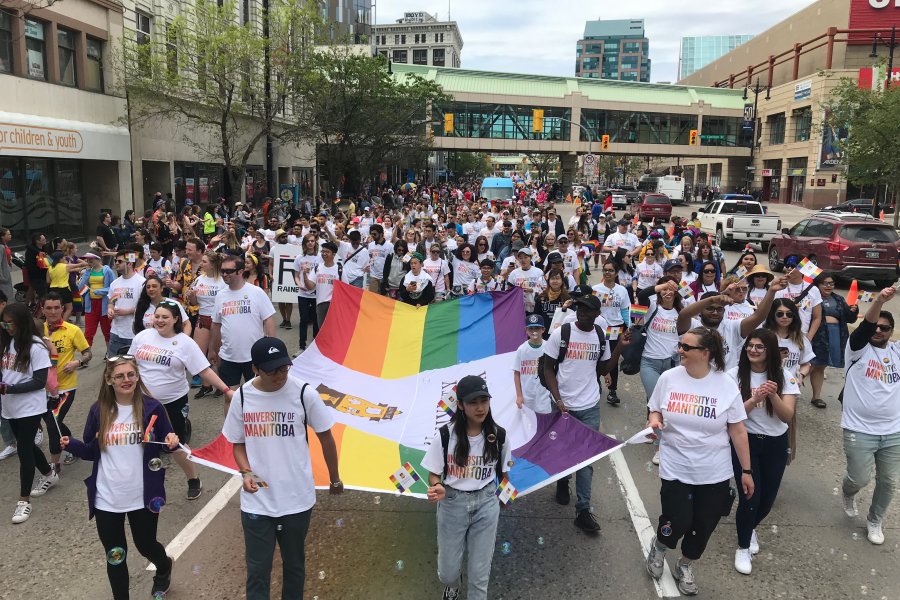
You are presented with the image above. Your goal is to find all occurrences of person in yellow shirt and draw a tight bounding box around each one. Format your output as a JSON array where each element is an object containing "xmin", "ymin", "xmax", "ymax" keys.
[
  {"xmin": 46, "ymin": 250, "xmax": 86, "ymax": 321},
  {"xmin": 41, "ymin": 292, "xmax": 91, "ymax": 472}
]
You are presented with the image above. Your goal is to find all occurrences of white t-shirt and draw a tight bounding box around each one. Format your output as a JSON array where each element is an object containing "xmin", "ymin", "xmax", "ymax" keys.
[
  {"xmin": 310, "ymin": 263, "xmax": 340, "ymax": 304},
  {"xmin": 402, "ymin": 271, "xmax": 433, "ymax": 295},
  {"xmin": 715, "ymin": 318, "xmax": 746, "ymax": 372},
  {"xmin": 468, "ymin": 276, "xmax": 501, "ymax": 294},
  {"xmin": 222, "ymin": 376, "xmax": 334, "ymax": 517},
  {"xmin": 515, "ymin": 340, "xmax": 552, "ymax": 414},
  {"xmin": 108, "ymin": 273, "xmax": 146, "ymax": 339},
  {"xmin": 421, "ymin": 428, "xmax": 512, "ymax": 491},
  {"xmin": 507, "ymin": 267, "xmax": 546, "ymax": 312},
  {"xmin": 726, "ymin": 367, "xmax": 799, "ymax": 437},
  {"xmin": 841, "ymin": 338, "xmax": 900, "ymax": 435},
  {"xmin": 338, "ymin": 241, "xmax": 370, "ymax": 283},
  {"xmin": 141, "ymin": 301, "xmax": 190, "ymax": 331},
  {"xmin": 191, "ymin": 275, "xmax": 229, "ymax": 317},
  {"xmin": 558, "ymin": 248, "xmax": 579, "ymax": 277},
  {"xmin": 543, "ymin": 323, "xmax": 611, "ymax": 411},
  {"xmin": 776, "ymin": 284, "xmax": 822, "ymax": 335},
  {"xmin": 129, "ymin": 330, "xmax": 210, "ymax": 403},
  {"xmin": 95, "ymin": 403, "xmax": 144, "ymax": 513},
  {"xmin": 777, "ymin": 335, "xmax": 815, "ymax": 379},
  {"xmin": 146, "ymin": 257, "xmax": 171, "ymax": 276},
  {"xmin": 593, "ymin": 282, "xmax": 630, "ymax": 327},
  {"xmin": 635, "ymin": 260, "xmax": 664, "ymax": 291},
  {"xmin": 422, "ymin": 258, "xmax": 451, "ymax": 293},
  {"xmin": 451, "ymin": 258, "xmax": 480, "ymax": 293},
  {"xmin": 643, "ymin": 301, "xmax": 680, "ymax": 360},
  {"xmin": 367, "ymin": 241, "xmax": 393, "ymax": 280},
  {"xmin": 748, "ymin": 286, "xmax": 767, "ymax": 305},
  {"xmin": 725, "ymin": 301, "xmax": 755, "ymax": 321},
  {"xmin": 212, "ymin": 284, "xmax": 276, "ymax": 363},
  {"xmin": 648, "ymin": 366, "xmax": 747, "ymax": 485},
  {"xmin": 0, "ymin": 338, "xmax": 53, "ymax": 419},
  {"xmin": 603, "ymin": 231, "xmax": 640, "ymax": 252},
  {"xmin": 292, "ymin": 255, "xmax": 320, "ymax": 300}
]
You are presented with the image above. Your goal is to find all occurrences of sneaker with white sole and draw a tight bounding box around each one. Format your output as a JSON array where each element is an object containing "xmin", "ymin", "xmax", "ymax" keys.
[
  {"xmin": 749, "ymin": 529, "xmax": 760, "ymax": 555},
  {"xmin": 842, "ymin": 492, "xmax": 858, "ymax": 517},
  {"xmin": 0, "ymin": 444, "xmax": 16, "ymax": 460},
  {"xmin": 62, "ymin": 451, "xmax": 78, "ymax": 466},
  {"xmin": 646, "ymin": 537, "xmax": 665, "ymax": 580},
  {"xmin": 672, "ymin": 560, "xmax": 699, "ymax": 596},
  {"xmin": 651, "ymin": 450, "xmax": 660, "ymax": 465},
  {"xmin": 11, "ymin": 501, "xmax": 31, "ymax": 524},
  {"xmin": 30, "ymin": 470, "xmax": 59, "ymax": 497},
  {"xmin": 34, "ymin": 429, "xmax": 43, "ymax": 446},
  {"xmin": 734, "ymin": 548, "xmax": 752, "ymax": 575},
  {"xmin": 867, "ymin": 519, "xmax": 885, "ymax": 545},
  {"xmin": 441, "ymin": 586, "xmax": 460, "ymax": 600}
]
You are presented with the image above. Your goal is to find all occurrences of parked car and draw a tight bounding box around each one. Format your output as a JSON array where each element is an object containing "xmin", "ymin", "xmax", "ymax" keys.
[
  {"xmin": 624, "ymin": 188, "xmax": 642, "ymax": 206},
  {"xmin": 820, "ymin": 199, "xmax": 895, "ymax": 215},
  {"xmin": 638, "ymin": 193, "xmax": 672, "ymax": 223},
  {"xmin": 608, "ymin": 188, "xmax": 628, "ymax": 210},
  {"xmin": 698, "ymin": 197, "xmax": 781, "ymax": 250},
  {"xmin": 768, "ymin": 212, "xmax": 900, "ymax": 288}
]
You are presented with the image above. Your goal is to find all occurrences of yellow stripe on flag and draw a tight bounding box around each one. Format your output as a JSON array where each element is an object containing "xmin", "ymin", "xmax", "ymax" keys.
[
  {"xmin": 337, "ymin": 427, "xmax": 401, "ymax": 489},
  {"xmin": 381, "ymin": 302, "xmax": 428, "ymax": 378}
]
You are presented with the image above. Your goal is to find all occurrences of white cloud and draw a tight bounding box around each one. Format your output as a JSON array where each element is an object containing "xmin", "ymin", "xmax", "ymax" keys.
[{"xmin": 374, "ymin": 0, "xmax": 819, "ymax": 82}]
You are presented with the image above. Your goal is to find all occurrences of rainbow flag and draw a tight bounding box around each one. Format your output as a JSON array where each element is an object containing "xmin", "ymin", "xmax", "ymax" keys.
[
  {"xmin": 797, "ymin": 257, "xmax": 823, "ymax": 283},
  {"xmin": 630, "ymin": 304, "xmax": 649, "ymax": 318},
  {"xmin": 437, "ymin": 398, "xmax": 456, "ymax": 417},
  {"xmin": 192, "ymin": 282, "xmax": 641, "ymax": 500},
  {"xmin": 143, "ymin": 414, "xmax": 157, "ymax": 443},
  {"xmin": 52, "ymin": 391, "xmax": 72, "ymax": 418}
]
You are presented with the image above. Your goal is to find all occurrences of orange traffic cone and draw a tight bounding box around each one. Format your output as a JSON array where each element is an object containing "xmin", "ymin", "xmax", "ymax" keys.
[
  {"xmin": 879, "ymin": 210, "xmax": 885, "ymax": 222},
  {"xmin": 847, "ymin": 279, "xmax": 859, "ymax": 306}
]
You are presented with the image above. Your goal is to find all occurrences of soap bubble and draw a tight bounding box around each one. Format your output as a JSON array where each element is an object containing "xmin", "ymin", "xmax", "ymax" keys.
[
  {"xmin": 842, "ymin": 553, "xmax": 848, "ymax": 561},
  {"xmin": 645, "ymin": 462, "xmax": 653, "ymax": 472},
  {"xmin": 860, "ymin": 585, "xmax": 867, "ymax": 595},
  {"xmin": 537, "ymin": 536, "xmax": 545, "ymax": 547},
  {"xmin": 374, "ymin": 496, "xmax": 381, "ymax": 505},
  {"xmin": 192, "ymin": 565, "xmax": 200, "ymax": 576},
  {"xmin": 395, "ymin": 560, "xmax": 404, "ymax": 571},
  {"xmin": 149, "ymin": 496, "xmax": 165, "ymax": 513},
  {"xmin": 852, "ymin": 532, "xmax": 859, "ymax": 541},
  {"xmin": 500, "ymin": 541, "xmax": 512, "ymax": 556},
  {"xmin": 870, "ymin": 569, "xmax": 877, "ymax": 576},
  {"xmin": 148, "ymin": 458, "xmax": 162, "ymax": 472},
  {"xmin": 833, "ymin": 487, "xmax": 839, "ymax": 496},
  {"xmin": 771, "ymin": 525, "xmax": 778, "ymax": 534},
  {"xmin": 106, "ymin": 547, "xmax": 126, "ymax": 566},
  {"xmin": 335, "ymin": 518, "xmax": 344, "ymax": 527},
  {"xmin": 766, "ymin": 553, "xmax": 773, "ymax": 561},
  {"xmin": 607, "ymin": 477, "xmax": 613, "ymax": 485},
  {"xmin": 549, "ymin": 431, "xmax": 557, "ymax": 441},
  {"xmin": 276, "ymin": 524, "xmax": 282, "ymax": 532},
  {"xmin": 829, "ymin": 548, "xmax": 835, "ymax": 555},
  {"xmin": 318, "ymin": 571, "xmax": 325, "ymax": 580}
]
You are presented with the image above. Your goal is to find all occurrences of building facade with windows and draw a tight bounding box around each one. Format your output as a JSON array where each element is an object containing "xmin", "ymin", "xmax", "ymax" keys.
[
  {"xmin": 679, "ymin": 35, "xmax": 755, "ymax": 80},
  {"xmin": 575, "ymin": 18, "xmax": 650, "ymax": 82},
  {"xmin": 0, "ymin": 0, "xmax": 131, "ymax": 244},
  {"xmin": 372, "ymin": 11, "xmax": 462, "ymax": 68}
]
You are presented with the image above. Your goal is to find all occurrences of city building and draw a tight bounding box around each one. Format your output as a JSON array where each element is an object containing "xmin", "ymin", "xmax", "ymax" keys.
[
  {"xmin": 679, "ymin": 35, "xmax": 755, "ymax": 79},
  {"xmin": 373, "ymin": 11, "xmax": 462, "ymax": 68},
  {"xmin": 668, "ymin": 0, "xmax": 900, "ymax": 208},
  {"xmin": 575, "ymin": 18, "xmax": 650, "ymax": 82}
]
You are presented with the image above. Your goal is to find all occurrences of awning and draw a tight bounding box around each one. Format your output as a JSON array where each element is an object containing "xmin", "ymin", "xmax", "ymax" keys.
[{"xmin": 0, "ymin": 111, "xmax": 130, "ymax": 162}]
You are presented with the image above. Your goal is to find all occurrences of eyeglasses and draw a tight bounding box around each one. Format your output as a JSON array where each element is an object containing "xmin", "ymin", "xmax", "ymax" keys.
[
  {"xmin": 775, "ymin": 311, "xmax": 794, "ymax": 318},
  {"xmin": 678, "ymin": 342, "xmax": 706, "ymax": 352},
  {"xmin": 745, "ymin": 344, "xmax": 767, "ymax": 352},
  {"xmin": 262, "ymin": 365, "xmax": 291, "ymax": 375},
  {"xmin": 704, "ymin": 306, "xmax": 725, "ymax": 313},
  {"xmin": 875, "ymin": 324, "xmax": 893, "ymax": 332},
  {"xmin": 112, "ymin": 372, "xmax": 139, "ymax": 382},
  {"xmin": 820, "ymin": 281, "xmax": 835, "ymax": 287},
  {"xmin": 221, "ymin": 268, "xmax": 239, "ymax": 275}
]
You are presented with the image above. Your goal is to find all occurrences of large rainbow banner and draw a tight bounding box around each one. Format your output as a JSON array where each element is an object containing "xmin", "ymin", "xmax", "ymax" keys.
[{"xmin": 194, "ymin": 282, "xmax": 642, "ymax": 499}]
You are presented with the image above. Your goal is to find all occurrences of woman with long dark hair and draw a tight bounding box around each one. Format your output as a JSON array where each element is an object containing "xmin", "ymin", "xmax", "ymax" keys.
[
  {"xmin": 536, "ymin": 268, "xmax": 571, "ymax": 338},
  {"xmin": 422, "ymin": 375, "xmax": 511, "ymax": 600},
  {"xmin": 727, "ymin": 329, "xmax": 798, "ymax": 574},
  {"xmin": 380, "ymin": 240, "xmax": 410, "ymax": 299},
  {"xmin": 809, "ymin": 271, "xmax": 859, "ymax": 409},
  {"xmin": 1, "ymin": 303, "xmax": 54, "ymax": 524},
  {"xmin": 449, "ymin": 243, "xmax": 480, "ymax": 299},
  {"xmin": 764, "ymin": 299, "xmax": 813, "ymax": 398},
  {"xmin": 61, "ymin": 356, "xmax": 178, "ymax": 599},
  {"xmin": 132, "ymin": 275, "xmax": 191, "ymax": 337},
  {"xmin": 293, "ymin": 235, "xmax": 321, "ymax": 350},
  {"xmin": 690, "ymin": 260, "xmax": 720, "ymax": 299}
]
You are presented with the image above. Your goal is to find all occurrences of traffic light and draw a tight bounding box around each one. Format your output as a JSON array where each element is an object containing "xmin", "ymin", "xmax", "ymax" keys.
[
  {"xmin": 532, "ymin": 109, "xmax": 544, "ymax": 133},
  {"xmin": 443, "ymin": 113, "xmax": 454, "ymax": 134},
  {"xmin": 601, "ymin": 134, "xmax": 610, "ymax": 151},
  {"xmin": 689, "ymin": 129, "xmax": 699, "ymax": 146}
]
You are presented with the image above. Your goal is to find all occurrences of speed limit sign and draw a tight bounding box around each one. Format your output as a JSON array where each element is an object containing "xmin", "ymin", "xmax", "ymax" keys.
[{"xmin": 584, "ymin": 153, "xmax": 596, "ymax": 165}]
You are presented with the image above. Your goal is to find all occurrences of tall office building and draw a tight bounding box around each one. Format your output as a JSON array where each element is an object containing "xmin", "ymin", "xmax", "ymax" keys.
[
  {"xmin": 373, "ymin": 11, "xmax": 463, "ymax": 68},
  {"xmin": 679, "ymin": 35, "xmax": 755, "ymax": 79},
  {"xmin": 575, "ymin": 18, "xmax": 650, "ymax": 82}
]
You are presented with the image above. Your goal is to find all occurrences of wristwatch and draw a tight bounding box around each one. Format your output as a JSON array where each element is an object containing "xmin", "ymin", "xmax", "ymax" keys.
[
  {"xmin": 330, "ymin": 480, "xmax": 343, "ymax": 488},
  {"xmin": 741, "ymin": 468, "xmax": 753, "ymax": 475}
]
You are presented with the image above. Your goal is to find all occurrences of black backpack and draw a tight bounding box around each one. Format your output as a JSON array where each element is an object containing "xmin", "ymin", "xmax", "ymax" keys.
[
  {"xmin": 439, "ymin": 424, "xmax": 506, "ymax": 483},
  {"xmin": 537, "ymin": 322, "xmax": 606, "ymax": 392},
  {"xmin": 620, "ymin": 306, "xmax": 659, "ymax": 376}
]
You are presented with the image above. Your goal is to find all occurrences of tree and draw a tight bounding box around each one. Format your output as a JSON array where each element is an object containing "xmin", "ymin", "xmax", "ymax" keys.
[
  {"xmin": 285, "ymin": 48, "xmax": 448, "ymax": 196},
  {"xmin": 825, "ymin": 78, "xmax": 900, "ymax": 228},
  {"xmin": 525, "ymin": 154, "xmax": 559, "ymax": 182},
  {"xmin": 448, "ymin": 152, "xmax": 490, "ymax": 178},
  {"xmin": 595, "ymin": 155, "xmax": 642, "ymax": 187}
]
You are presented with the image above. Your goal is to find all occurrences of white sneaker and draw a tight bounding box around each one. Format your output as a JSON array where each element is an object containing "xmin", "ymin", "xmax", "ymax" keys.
[
  {"xmin": 0, "ymin": 444, "xmax": 16, "ymax": 460},
  {"xmin": 30, "ymin": 470, "xmax": 59, "ymax": 497},
  {"xmin": 734, "ymin": 548, "xmax": 753, "ymax": 575},
  {"xmin": 652, "ymin": 450, "xmax": 660, "ymax": 465},
  {"xmin": 842, "ymin": 492, "xmax": 858, "ymax": 517},
  {"xmin": 11, "ymin": 501, "xmax": 31, "ymax": 524},
  {"xmin": 62, "ymin": 451, "xmax": 77, "ymax": 466},
  {"xmin": 867, "ymin": 520, "xmax": 885, "ymax": 545},
  {"xmin": 749, "ymin": 529, "xmax": 760, "ymax": 555},
  {"xmin": 34, "ymin": 429, "xmax": 43, "ymax": 446}
]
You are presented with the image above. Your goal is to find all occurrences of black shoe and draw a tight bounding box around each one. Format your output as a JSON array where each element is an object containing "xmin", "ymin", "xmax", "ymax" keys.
[
  {"xmin": 279, "ymin": 320, "xmax": 288, "ymax": 328},
  {"xmin": 555, "ymin": 480, "xmax": 570, "ymax": 506},
  {"xmin": 213, "ymin": 388, "xmax": 224, "ymax": 398},
  {"xmin": 607, "ymin": 391, "xmax": 620, "ymax": 406},
  {"xmin": 574, "ymin": 510, "xmax": 601, "ymax": 533},
  {"xmin": 284, "ymin": 322, "xmax": 292, "ymax": 329},
  {"xmin": 151, "ymin": 556, "xmax": 173, "ymax": 597},
  {"xmin": 194, "ymin": 386, "xmax": 212, "ymax": 399},
  {"xmin": 187, "ymin": 478, "xmax": 202, "ymax": 501}
]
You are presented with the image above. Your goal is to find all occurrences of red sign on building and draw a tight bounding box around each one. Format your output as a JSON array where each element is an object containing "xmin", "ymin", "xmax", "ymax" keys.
[{"xmin": 849, "ymin": 0, "xmax": 900, "ymax": 42}]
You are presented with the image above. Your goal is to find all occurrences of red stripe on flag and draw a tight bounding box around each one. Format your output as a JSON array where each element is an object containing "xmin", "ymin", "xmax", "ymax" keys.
[{"xmin": 314, "ymin": 281, "xmax": 363, "ymax": 365}]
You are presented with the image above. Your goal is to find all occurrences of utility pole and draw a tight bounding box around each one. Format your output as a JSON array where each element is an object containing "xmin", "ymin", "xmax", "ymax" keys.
[{"xmin": 263, "ymin": 0, "xmax": 274, "ymax": 202}]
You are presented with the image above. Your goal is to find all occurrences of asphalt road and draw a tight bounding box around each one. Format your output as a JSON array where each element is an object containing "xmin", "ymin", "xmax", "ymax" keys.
[{"xmin": 0, "ymin": 201, "xmax": 897, "ymax": 600}]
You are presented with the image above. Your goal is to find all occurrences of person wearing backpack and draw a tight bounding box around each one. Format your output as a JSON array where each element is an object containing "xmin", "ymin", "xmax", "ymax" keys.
[
  {"xmin": 223, "ymin": 337, "xmax": 343, "ymax": 600},
  {"xmin": 541, "ymin": 293, "xmax": 630, "ymax": 533},
  {"xmin": 422, "ymin": 375, "xmax": 511, "ymax": 600}
]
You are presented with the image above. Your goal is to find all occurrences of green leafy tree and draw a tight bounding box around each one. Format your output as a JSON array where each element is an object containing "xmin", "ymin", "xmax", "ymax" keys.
[
  {"xmin": 525, "ymin": 154, "xmax": 559, "ymax": 182},
  {"xmin": 448, "ymin": 152, "xmax": 490, "ymax": 178}
]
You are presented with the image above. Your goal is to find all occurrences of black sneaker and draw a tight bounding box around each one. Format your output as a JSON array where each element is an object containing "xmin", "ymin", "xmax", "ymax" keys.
[
  {"xmin": 284, "ymin": 321, "xmax": 292, "ymax": 329},
  {"xmin": 555, "ymin": 480, "xmax": 570, "ymax": 506},
  {"xmin": 607, "ymin": 391, "xmax": 620, "ymax": 406},
  {"xmin": 441, "ymin": 586, "xmax": 460, "ymax": 600},
  {"xmin": 574, "ymin": 510, "xmax": 601, "ymax": 533},
  {"xmin": 151, "ymin": 555, "xmax": 173, "ymax": 597},
  {"xmin": 279, "ymin": 320, "xmax": 287, "ymax": 329},
  {"xmin": 194, "ymin": 386, "xmax": 212, "ymax": 399},
  {"xmin": 187, "ymin": 478, "xmax": 202, "ymax": 501}
]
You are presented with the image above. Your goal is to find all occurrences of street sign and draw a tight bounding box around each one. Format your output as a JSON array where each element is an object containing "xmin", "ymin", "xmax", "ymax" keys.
[
  {"xmin": 583, "ymin": 154, "xmax": 597, "ymax": 177},
  {"xmin": 742, "ymin": 103, "xmax": 755, "ymax": 131}
]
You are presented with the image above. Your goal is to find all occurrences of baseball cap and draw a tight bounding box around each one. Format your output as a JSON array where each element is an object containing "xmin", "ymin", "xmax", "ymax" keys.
[
  {"xmin": 663, "ymin": 259, "xmax": 682, "ymax": 272},
  {"xmin": 517, "ymin": 247, "xmax": 534, "ymax": 256},
  {"xmin": 573, "ymin": 294, "xmax": 602, "ymax": 311},
  {"xmin": 571, "ymin": 284, "xmax": 594, "ymax": 298},
  {"xmin": 82, "ymin": 252, "xmax": 101, "ymax": 261},
  {"xmin": 526, "ymin": 314, "xmax": 545, "ymax": 328},
  {"xmin": 557, "ymin": 234, "xmax": 569, "ymax": 242},
  {"xmin": 250, "ymin": 337, "xmax": 293, "ymax": 373},
  {"xmin": 784, "ymin": 256, "xmax": 800, "ymax": 267},
  {"xmin": 274, "ymin": 229, "xmax": 287, "ymax": 237},
  {"xmin": 456, "ymin": 375, "xmax": 492, "ymax": 403},
  {"xmin": 546, "ymin": 251, "xmax": 564, "ymax": 264}
]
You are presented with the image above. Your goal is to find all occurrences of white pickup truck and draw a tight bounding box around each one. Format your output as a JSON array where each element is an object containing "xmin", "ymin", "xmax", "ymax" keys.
[{"xmin": 698, "ymin": 195, "xmax": 782, "ymax": 250}]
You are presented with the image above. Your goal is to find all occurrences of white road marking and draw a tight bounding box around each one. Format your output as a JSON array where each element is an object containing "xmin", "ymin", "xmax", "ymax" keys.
[
  {"xmin": 146, "ymin": 476, "xmax": 242, "ymax": 571},
  {"xmin": 610, "ymin": 449, "xmax": 681, "ymax": 598}
]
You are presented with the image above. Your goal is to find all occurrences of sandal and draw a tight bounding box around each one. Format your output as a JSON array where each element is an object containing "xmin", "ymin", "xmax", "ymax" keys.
[{"xmin": 810, "ymin": 398, "xmax": 827, "ymax": 409}]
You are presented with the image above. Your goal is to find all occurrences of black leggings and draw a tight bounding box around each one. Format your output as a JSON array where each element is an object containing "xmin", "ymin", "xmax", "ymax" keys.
[
  {"xmin": 607, "ymin": 337, "xmax": 620, "ymax": 392},
  {"xmin": 95, "ymin": 508, "xmax": 170, "ymax": 600},
  {"xmin": 44, "ymin": 389, "xmax": 77, "ymax": 456},
  {"xmin": 731, "ymin": 432, "xmax": 789, "ymax": 549},
  {"xmin": 297, "ymin": 296, "xmax": 319, "ymax": 348},
  {"xmin": 8, "ymin": 414, "xmax": 51, "ymax": 497},
  {"xmin": 656, "ymin": 478, "xmax": 730, "ymax": 560}
]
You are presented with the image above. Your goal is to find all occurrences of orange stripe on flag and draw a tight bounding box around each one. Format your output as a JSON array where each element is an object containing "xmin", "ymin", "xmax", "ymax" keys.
[
  {"xmin": 309, "ymin": 422, "xmax": 345, "ymax": 487},
  {"xmin": 342, "ymin": 291, "xmax": 394, "ymax": 376}
]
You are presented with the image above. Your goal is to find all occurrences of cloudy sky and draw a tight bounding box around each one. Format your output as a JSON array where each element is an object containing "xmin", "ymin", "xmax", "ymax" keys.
[{"xmin": 375, "ymin": 0, "xmax": 819, "ymax": 82}]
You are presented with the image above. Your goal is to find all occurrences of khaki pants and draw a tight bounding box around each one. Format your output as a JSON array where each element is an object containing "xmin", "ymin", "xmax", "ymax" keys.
[{"xmin": 368, "ymin": 277, "xmax": 381, "ymax": 294}]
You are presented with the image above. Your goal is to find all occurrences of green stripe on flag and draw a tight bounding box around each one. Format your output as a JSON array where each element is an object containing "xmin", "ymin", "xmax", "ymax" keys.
[
  {"xmin": 399, "ymin": 446, "xmax": 430, "ymax": 495},
  {"xmin": 420, "ymin": 299, "xmax": 460, "ymax": 371}
]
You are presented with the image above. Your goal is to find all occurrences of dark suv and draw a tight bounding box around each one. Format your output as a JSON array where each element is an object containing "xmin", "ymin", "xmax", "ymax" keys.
[{"xmin": 768, "ymin": 212, "xmax": 900, "ymax": 287}]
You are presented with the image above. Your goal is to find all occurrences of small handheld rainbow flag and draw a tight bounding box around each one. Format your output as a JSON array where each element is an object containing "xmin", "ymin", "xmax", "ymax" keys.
[
  {"xmin": 52, "ymin": 391, "xmax": 71, "ymax": 418},
  {"xmin": 388, "ymin": 462, "xmax": 422, "ymax": 493},
  {"xmin": 496, "ymin": 477, "xmax": 519, "ymax": 504},
  {"xmin": 78, "ymin": 283, "xmax": 89, "ymax": 298},
  {"xmin": 581, "ymin": 241, "xmax": 598, "ymax": 254},
  {"xmin": 437, "ymin": 398, "xmax": 456, "ymax": 417},
  {"xmin": 604, "ymin": 325, "xmax": 620, "ymax": 340},
  {"xmin": 797, "ymin": 258, "xmax": 823, "ymax": 282},
  {"xmin": 143, "ymin": 414, "xmax": 158, "ymax": 443},
  {"xmin": 678, "ymin": 280, "xmax": 693, "ymax": 299},
  {"xmin": 630, "ymin": 304, "xmax": 649, "ymax": 319}
]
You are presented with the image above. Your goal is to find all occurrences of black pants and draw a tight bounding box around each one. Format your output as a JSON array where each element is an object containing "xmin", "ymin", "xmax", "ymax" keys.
[
  {"xmin": 297, "ymin": 296, "xmax": 319, "ymax": 349},
  {"xmin": 731, "ymin": 432, "xmax": 789, "ymax": 549},
  {"xmin": 8, "ymin": 414, "xmax": 51, "ymax": 497},
  {"xmin": 657, "ymin": 478, "xmax": 730, "ymax": 560},
  {"xmin": 607, "ymin": 337, "xmax": 620, "ymax": 392},
  {"xmin": 44, "ymin": 389, "xmax": 77, "ymax": 456},
  {"xmin": 95, "ymin": 508, "xmax": 170, "ymax": 600},
  {"xmin": 242, "ymin": 509, "xmax": 312, "ymax": 600}
]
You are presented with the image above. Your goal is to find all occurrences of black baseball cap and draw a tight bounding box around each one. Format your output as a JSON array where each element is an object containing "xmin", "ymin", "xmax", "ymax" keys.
[
  {"xmin": 573, "ymin": 294, "xmax": 602, "ymax": 311},
  {"xmin": 571, "ymin": 284, "xmax": 593, "ymax": 297},
  {"xmin": 456, "ymin": 375, "xmax": 491, "ymax": 403},
  {"xmin": 251, "ymin": 337, "xmax": 293, "ymax": 372}
]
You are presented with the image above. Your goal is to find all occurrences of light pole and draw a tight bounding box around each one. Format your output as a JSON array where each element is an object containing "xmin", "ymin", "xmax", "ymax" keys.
[
  {"xmin": 742, "ymin": 78, "xmax": 770, "ymax": 193},
  {"xmin": 869, "ymin": 25, "xmax": 896, "ymax": 217},
  {"xmin": 557, "ymin": 116, "xmax": 598, "ymax": 186}
]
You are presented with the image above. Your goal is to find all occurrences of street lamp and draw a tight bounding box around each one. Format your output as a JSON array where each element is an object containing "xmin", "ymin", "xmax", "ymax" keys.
[
  {"xmin": 742, "ymin": 78, "xmax": 770, "ymax": 192},
  {"xmin": 556, "ymin": 116, "xmax": 598, "ymax": 185},
  {"xmin": 870, "ymin": 25, "xmax": 897, "ymax": 91}
]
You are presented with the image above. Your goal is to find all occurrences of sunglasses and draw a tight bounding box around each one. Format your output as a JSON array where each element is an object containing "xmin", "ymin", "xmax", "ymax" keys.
[
  {"xmin": 745, "ymin": 344, "xmax": 767, "ymax": 352},
  {"xmin": 702, "ymin": 269, "xmax": 716, "ymax": 274},
  {"xmin": 112, "ymin": 372, "xmax": 139, "ymax": 382},
  {"xmin": 221, "ymin": 268, "xmax": 240, "ymax": 275},
  {"xmin": 875, "ymin": 324, "xmax": 893, "ymax": 332},
  {"xmin": 106, "ymin": 354, "xmax": 135, "ymax": 362},
  {"xmin": 775, "ymin": 311, "xmax": 793, "ymax": 318},
  {"xmin": 678, "ymin": 342, "xmax": 706, "ymax": 352}
]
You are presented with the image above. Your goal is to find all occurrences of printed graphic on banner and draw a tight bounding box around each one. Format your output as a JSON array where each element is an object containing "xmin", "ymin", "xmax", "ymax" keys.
[{"xmin": 269, "ymin": 243, "xmax": 302, "ymax": 303}]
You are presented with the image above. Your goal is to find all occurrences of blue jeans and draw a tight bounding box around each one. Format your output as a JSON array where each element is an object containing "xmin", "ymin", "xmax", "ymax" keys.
[
  {"xmin": 106, "ymin": 333, "xmax": 133, "ymax": 358},
  {"xmin": 842, "ymin": 429, "xmax": 900, "ymax": 523},
  {"xmin": 241, "ymin": 509, "xmax": 312, "ymax": 600},
  {"xmin": 561, "ymin": 403, "xmax": 602, "ymax": 513},
  {"xmin": 640, "ymin": 356, "xmax": 677, "ymax": 400},
  {"xmin": 347, "ymin": 276, "xmax": 364, "ymax": 288},
  {"xmin": 731, "ymin": 432, "xmax": 789, "ymax": 549},
  {"xmin": 437, "ymin": 485, "xmax": 499, "ymax": 600}
]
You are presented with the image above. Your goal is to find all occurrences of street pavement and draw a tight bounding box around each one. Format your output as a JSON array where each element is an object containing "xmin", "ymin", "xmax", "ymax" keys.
[{"xmin": 0, "ymin": 201, "xmax": 898, "ymax": 599}]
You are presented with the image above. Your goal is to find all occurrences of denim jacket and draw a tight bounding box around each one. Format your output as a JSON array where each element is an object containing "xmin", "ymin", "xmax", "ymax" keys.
[{"xmin": 78, "ymin": 265, "xmax": 116, "ymax": 314}]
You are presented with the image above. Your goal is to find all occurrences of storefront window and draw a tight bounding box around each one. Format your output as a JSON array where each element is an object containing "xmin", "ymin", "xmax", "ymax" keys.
[
  {"xmin": 55, "ymin": 160, "xmax": 84, "ymax": 239},
  {"xmin": 0, "ymin": 158, "xmax": 84, "ymax": 243},
  {"xmin": 392, "ymin": 49, "xmax": 407, "ymax": 63},
  {"xmin": 0, "ymin": 158, "xmax": 24, "ymax": 242},
  {"xmin": 24, "ymin": 159, "xmax": 53, "ymax": 232},
  {"xmin": 58, "ymin": 28, "xmax": 77, "ymax": 86},
  {"xmin": 0, "ymin": 11, "xmax": 12, "ymax": 73},
  {"xmin": 793, "ymin": 107, "xmax": 812, "ymax": 142},
  {"xmin": 85, "ymin": 38, "xmax": 104, "ymax": 91},
  {"xmin": 25, "ymin": 18, "xmax": 47, "ymax": 80}
]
